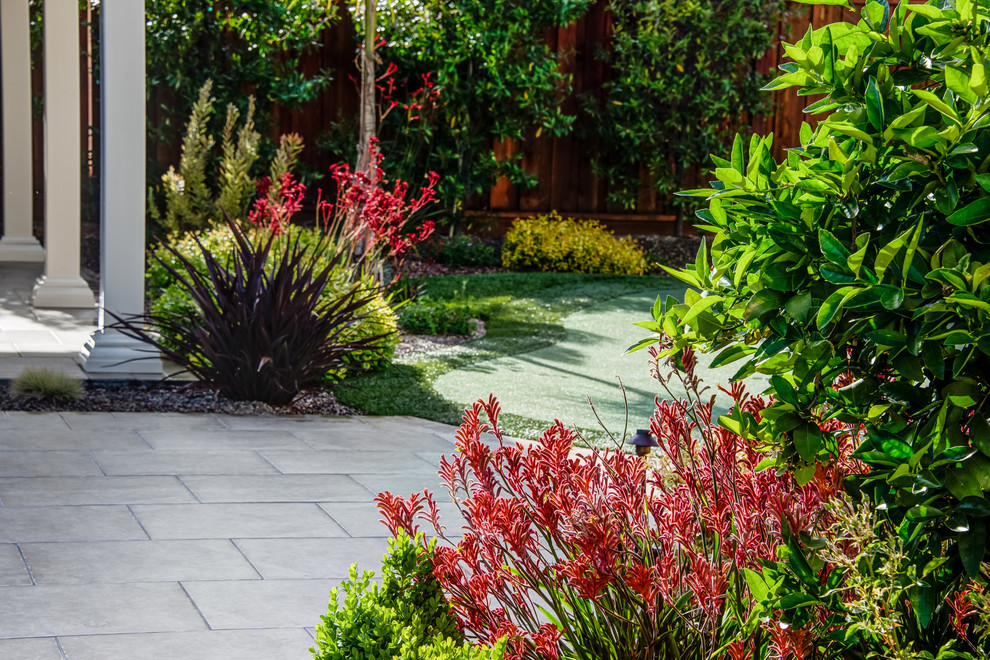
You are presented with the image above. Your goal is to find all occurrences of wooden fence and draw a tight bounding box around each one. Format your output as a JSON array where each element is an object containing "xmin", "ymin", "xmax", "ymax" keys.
[{"xmin": 21, "ymin": 1, "xmax": 867, "ymax": 232}]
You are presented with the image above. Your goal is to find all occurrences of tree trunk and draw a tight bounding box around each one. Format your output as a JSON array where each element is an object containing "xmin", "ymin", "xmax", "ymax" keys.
[{"xmin": 357, "ymin": 0, "xmax": 376, "ymax": 171}]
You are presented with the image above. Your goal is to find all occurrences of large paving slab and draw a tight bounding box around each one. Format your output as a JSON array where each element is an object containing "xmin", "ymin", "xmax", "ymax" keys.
[
  {"xmin": 0, "ymin": 411, "xmax": 464, "ymax": 658},
  {"xmin": 0, "ymin": 475, "xmax": 198, "ymax": 506},
  {"xmin": 0, "ymin": 582, "xmax": 207, "ymax": 638},
  {"xmin": 58, "ymin": 629, "xmax": 316, "ymax": 660}
]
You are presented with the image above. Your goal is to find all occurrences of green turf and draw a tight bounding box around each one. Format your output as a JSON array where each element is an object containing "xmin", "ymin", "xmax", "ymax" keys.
[
  {"xmin": 335, "ymin": 273, "xmax": 664, "ymax": 442},
  {"xmin": 336, "ymin": 272, "xmax": 768, "ymax": 447}
]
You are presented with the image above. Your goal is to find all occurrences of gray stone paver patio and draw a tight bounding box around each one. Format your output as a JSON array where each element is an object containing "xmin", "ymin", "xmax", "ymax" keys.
[{"xmin": 0, "ymin": 411, "xmax": 467, "ymax": 659}]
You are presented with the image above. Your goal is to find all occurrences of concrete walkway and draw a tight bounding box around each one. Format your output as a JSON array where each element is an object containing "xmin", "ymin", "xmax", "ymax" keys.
[
  {"xmin": 0, "ymin": 411, "xmax": 464, "ymax": 659},
  {"xmin": 0, "ymin": 264, "xmax": 97, "ymax": 378}
]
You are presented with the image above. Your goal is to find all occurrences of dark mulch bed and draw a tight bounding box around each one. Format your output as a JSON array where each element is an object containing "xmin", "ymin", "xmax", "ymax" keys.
[{"xmin": 0, "ymin": 380, "xmax": 357, "ymax": 416}]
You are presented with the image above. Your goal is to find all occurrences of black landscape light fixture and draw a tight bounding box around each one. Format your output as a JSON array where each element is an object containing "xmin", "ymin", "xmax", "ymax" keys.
[{"xmin": 627, "ymin": 429, "xmax": 659, "ymax": 457}]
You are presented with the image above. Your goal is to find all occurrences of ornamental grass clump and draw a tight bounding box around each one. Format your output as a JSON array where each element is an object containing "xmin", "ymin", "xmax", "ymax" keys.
[
  {"xmin": 10, "ymin": 368, "xmax": 84, "ymax": 403},
  {"xmin": 377, "ymin": 346, "xmax": 851, "ymax": 660},
  {"xmin": 115, "ymin": 216, "xmax": 391, "ymax": 406}
]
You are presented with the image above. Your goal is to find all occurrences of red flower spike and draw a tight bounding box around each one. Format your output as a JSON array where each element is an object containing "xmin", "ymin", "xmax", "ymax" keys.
[{"xmin": 378, "ymin": 387, "xmax": 851, "ymax": 660}]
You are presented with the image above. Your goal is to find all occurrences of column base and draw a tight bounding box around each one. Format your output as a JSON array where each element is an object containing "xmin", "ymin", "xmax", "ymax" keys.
[
  {"xmin": 32, "ymin": 276, "xmax": 96, "ymax": 309},
  {"xmin": 79, "ymin": 329, "xmax": 164, "ymax": 377},
  {"xmin": 0, "ymin": 236, "xmax": 44, "ymax": 262}
]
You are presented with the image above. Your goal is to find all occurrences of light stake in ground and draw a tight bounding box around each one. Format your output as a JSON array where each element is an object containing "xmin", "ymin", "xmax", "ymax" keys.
[{"xmin": 626, "ymin": 428, "xmax": 658, "ymax": 457}]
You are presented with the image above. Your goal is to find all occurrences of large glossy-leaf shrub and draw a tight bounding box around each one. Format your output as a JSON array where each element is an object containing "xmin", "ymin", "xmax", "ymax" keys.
[
  {"xmin": 116, "ymin": 218, "xmax": 392, "ymax": 405},
  {"xmin": 638, "ymin": 0, "xmax": 990, "ymax": 650}
]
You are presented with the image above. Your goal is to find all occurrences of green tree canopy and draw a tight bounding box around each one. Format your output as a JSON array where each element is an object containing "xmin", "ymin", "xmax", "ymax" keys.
[
  {"xmin": 587, "ymin": 0, "xmax": 785, "ymax": 230},
  {"xmin": 367, "ymin": 0, "xmax": 594, "ymax": 219}
]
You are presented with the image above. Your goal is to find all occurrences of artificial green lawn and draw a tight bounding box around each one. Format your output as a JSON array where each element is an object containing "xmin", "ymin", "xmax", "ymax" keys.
[
  {"xmin": 335, "ymin": 272, "xmax": 664, "ymax": 444},
  {"xmin": 338, "ymin": 272, "xmax": 770, "ymax": 446}
]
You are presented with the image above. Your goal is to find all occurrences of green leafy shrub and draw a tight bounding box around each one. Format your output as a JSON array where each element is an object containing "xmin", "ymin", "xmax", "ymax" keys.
[
  {"xmin": 147, "ymin": 225, "xmax": 399, "ymax": 374},
  {"xmin": 587, "ymin": 0, "xmax": 785, "ymax": 231},
  {"xmin": 118, "ymin": 218, "xmax": 392, "ymax": 405},
  {"xmin": 311, "ymin": 530, "xmax": 505, "ymax": 660},
  {"xmin": 643, "ymin": 0, "xmax": 990, "ymax": 655},
  {"xmin": 10, "ymin": 368, "xmax": 84, "ymax": 403},
  {"xmin": 501, "ymin": 213, "xmax": 647, "ymax": 275},
  {"xmin": 149, "ymin": 80, "xmax": 304, "ymax": 236},
  {"xmin": 398, "ymin": 301, "xmax": 476, "ymax": 335},
  {"xmin": 427, "ymin": 234, "xmax": 500, "ymax": 269},
  {"xmin": 371, "ymin": 0, "xmax": 593, "ymax": 222},
  {"xmin": 144, "ymin": 1, "xmax": 338, "ymax": 161}
]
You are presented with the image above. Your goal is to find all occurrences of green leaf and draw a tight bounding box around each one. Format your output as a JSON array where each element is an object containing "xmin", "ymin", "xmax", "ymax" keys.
[
  {"xmin": 816, "ymin": 287, "xmax": 861, "ymax": 328},
  {"xmin": 794, "ymin": 425, "xmax": 824, "ymax": 462},
  {"xmin": 819, "ymin": 229, "xmax": 851, "ymax": 264},
  {"xmin": 746, "ymin": 290, "xmax": 784, "ymax": 322},
  {"xmin": 694, "ymin": 238, "xmax": 710, "ymax": 283},
  {"xmin": 957, "ymin": 496, "xmax": 990, "ymax": 517},
  {"xmin": 913, "ymin": 89, "xmax": 960, "ymax": 123},
  {"xmin": 909, "ymin": 585, "xmax": 936, "ymax": 629},
  {"xmin": 970, "ymin": 416, "xmax": 990, "ymax": 458},
  {"xmin": 865, "ymin": 77, "xmax": 884, "ymax": 130},
  {"xmin": 959, "ymin": 519, "xmax": 986, "ymax": 578},
  {"xmin": 731, "ymin": 134, "xmax": 745, "ymax": 173},
  {"xmin": 743, "ymin": 568, "xmax": 770, "ymax": 603},
  {"xmin": 826, "ymin": 121, "xmax": 874, "ymax": 142},
  {"xmin": 947, "ymin": 197, "xmax": 990, "ymax": 226},
  {"xmin": 821, "ymin": 265, "xmax": 858, "ymax": 284},
  {"xmin": 892, "ymin": 126, "xmax": 943, "ymax": 149},
  {"xmin": 946, "ymin": 66, "xmax": 978, "ymax": 104},
  {"xmin": 880, "ymin": 287, "xmax": 904, "ymax": 310},
  {"xmin": 906, "ymin": 505, "xmax": 945, "ymax": 522},
  {"xmin": 785, "ymin": 291, "xmax": 813, "ymax": 322},
  {"xmin": 625, "ymin": 336, "xmax": 658, "ymax": 355},
  {"xmin": 971, "ymin": 61, "xmax": 987, "ymax": 97},
  {"xmin": 947, "ymin": 294, "xmax": 990, "ymax": 314},
  {"xmin": 779, "ymin": 593, "xmax": 819, "ymax": 609},
  {"xmin": 881, "ymin": 436, "xmax": 913, "ymax": 460},
  {"xmin": 847, "ymin": 240, "xmax": 869, "ymax": 277},
  {"xmin": 875, "ymin": 226, "xmax": 910, "ymax": 279},
  {"xmin": 710, "ymin": 343, "xmax": 756, "ymax": 368}
]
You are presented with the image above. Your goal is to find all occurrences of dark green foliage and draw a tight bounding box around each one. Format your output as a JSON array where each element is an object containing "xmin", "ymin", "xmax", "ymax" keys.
[
  {"xmin": 311, "ymin": 531, "xmax": 504, "ymax": 660},
  {"xmin": 115, "ymin": 218, "xmax": 393, "ymax": 406},
  {"xmin": 645, "ymin": 0, "xmax": 990, "ymax": 654},
  {"xmin": 586, "ymin": 0, "xmax": 785, "ymax": 225},
  {"xmin": 430, "ymin": 235, "xmax": 501, "ymax": 269},
  {"xmin": 144, "ymin": 1, "xmax": 338, "ymax": 166},
  {"xmin": 399, "ymin": 301, "xmax": 476, "ymax": 336},
  {"xmin": 372, "ymin": 0, "xmax": 593, "ymax": 219}
]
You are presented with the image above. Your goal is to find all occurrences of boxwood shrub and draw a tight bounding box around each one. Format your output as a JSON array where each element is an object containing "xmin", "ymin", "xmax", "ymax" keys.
[{"xmin": 311, "ymin": 531, "xmax": 504, "ymax": 660}]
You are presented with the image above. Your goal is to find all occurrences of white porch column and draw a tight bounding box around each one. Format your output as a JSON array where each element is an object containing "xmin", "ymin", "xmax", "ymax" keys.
[
  {"xmin": 81, "ymin": 0, "xmax": 162, "ymax": 376},
  {"xmin": 0, "ymin": 0, "xmax": 45, "ymax": 261},
  {"xmin": 31, "ymin": 0, "xmax": 95, "ymax": 308}
]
